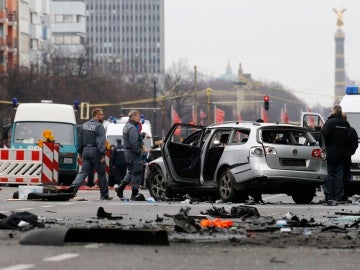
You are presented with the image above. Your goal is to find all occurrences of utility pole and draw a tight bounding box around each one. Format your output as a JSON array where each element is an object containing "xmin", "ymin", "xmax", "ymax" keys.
[
  {"xmin": 206, "ymin": 88, "xmax": 212, "ymax": 125},
  {"xmin": 162, "ymin": 96, "xmax": 165, "ymax": 138},
  {"xmin": 152, "ymin": 78, "xmax": 157, "ymax": 136},
  {"xmin": 193, "ymin": 65, "xmax": 198, "ymax": 124}
]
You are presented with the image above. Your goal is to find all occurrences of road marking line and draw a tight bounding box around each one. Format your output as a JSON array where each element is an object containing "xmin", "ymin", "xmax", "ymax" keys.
[
  {"xmin": 0, "ymin": 264, "xmax": 35, "ymax": 270},
  {"xmin": 16, "ymin": 208, "xmax": 34, "ymax": 211},
  {"xmin": 263, "ymin": 194, "xmax": 287, "ymax": 200},
  {"xmin": 43, "ymin": 253, "xmax": 79, "ymax": 262},
  {"xmin": 84, "ymin": 243, "xmax": 103, "ymax": 248},
  {"xmin": 40, "ymin": 205, "xmax": 57, "ymax": 208}
]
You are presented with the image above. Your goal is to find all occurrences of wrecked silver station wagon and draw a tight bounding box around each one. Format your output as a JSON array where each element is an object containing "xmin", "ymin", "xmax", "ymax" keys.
[{"xmin": 145, "ymin": 122, "xmax": 327, "ymax": 204}]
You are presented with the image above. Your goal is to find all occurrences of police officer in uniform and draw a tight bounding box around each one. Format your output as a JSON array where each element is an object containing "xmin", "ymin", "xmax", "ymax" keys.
[
  {"xmin": 116, "ymin": 110, "xmax": 148, "ymax": 201},
  {"xmin": 68, "ymin": 108, "xmax": 112, "ymax": 200},
  {"xmin": 110, "ymin": 139, "xmax": 127, "ymax": 186}
]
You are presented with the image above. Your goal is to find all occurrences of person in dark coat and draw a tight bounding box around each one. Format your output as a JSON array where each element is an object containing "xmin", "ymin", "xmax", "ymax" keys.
[
  {"xmin": 110, "ymin": 139, "xmax": 127, "ymax": 187},
  {"xmin": 342, "ymin": 112, "xmax": 359, "ymax": 201},
  {"xmin": 322, "ymin": 105, "xmax": 350, "ymax": 203}
]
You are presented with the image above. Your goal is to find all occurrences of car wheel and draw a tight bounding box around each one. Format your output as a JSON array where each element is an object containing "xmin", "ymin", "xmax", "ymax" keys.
[
  {"xmin": 218, "ymin": 170, "xmax": 246, "ymax": 202},
  {"xmin": 148, "ymin": 170, "xmax": 167, "ymax": 200},
  {"xmin": 291, "ymin": 187, "xmax": 315, "ymax": 204}
]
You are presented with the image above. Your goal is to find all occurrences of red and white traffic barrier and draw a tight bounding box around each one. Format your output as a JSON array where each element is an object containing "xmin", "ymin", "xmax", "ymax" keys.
[
  {"xmin": 0, "ymin": 149, "xmax": 42, "ymax": 184},
  {"xmin": 41, "ymin": 142, "xmax": 60, "ymax": 184}
]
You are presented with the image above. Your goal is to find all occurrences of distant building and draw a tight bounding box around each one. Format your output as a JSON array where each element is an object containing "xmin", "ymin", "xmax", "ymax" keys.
[
  {"xmin": 219, "ymin": 61, "xmax": 237, "ymax": 82},
  {"xmin": 50, "ymin": 0, "xmax": 86, "ymax": 58},
  {"xmin": 28, "ymin": 0, "xmax": 51, "ymax": 71},
  {"xmin": 0, "ymin": 0, "xmax": 17, "ymax": 75},
  {"xmin": 85, "ymin": 0, "xmax": 165, "ymax": 76}
]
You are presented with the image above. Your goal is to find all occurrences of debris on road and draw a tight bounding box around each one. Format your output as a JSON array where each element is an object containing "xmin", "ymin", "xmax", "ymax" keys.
[
  {"xmin": 20, "ymin": 227, "xmax": 169, "ymax": 246},
  {"xmin": 10, "ymin": 185, "xmax": 75, "ymax": 201},
  {"xmin": 96, "ymin": 207, "xmax": 123, "ymax": 220},
  {"xmin": 0, "ymin": 211, "xmax": 44, "ymax": 231},
  {"xmin": 164, "ymin": 207, "xmax": 201, "ymax": 233}
]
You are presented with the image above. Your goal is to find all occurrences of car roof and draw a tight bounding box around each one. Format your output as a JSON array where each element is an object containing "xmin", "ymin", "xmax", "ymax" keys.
[{"xmin": 207, "ymin": 121, "xmax": 298, "ymax": 129}]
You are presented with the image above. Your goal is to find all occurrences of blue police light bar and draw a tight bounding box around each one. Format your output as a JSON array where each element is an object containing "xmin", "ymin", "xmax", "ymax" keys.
[
  {"xmin": 12, "ymin": 97, "xmax": 18, "ymax": 108},
  {"xmin": 140, "ymin": 114, "xmax": 145, "ymax": 124},
  {"xmin": 345, "ymin": 86, "xmax": 359, "ymax": 95},
  {"xmin": 73, "ymin": 100, "xmax": 79, "ymax": 110}
]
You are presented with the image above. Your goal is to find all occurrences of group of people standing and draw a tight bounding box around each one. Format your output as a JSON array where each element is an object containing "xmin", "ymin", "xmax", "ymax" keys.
[
  {"xmin": 322, "ymin": 104, "xmax": 358, "ymax": 204},
  {"xmin": 67, "ymin": 108, "xmax": 149, "ymax": 201}
]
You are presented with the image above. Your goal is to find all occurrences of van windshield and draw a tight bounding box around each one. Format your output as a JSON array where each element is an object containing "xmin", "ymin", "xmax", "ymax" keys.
[
  {"xmin": 14, "ymin": 122, "xmax": 75, "ymax": 145},
  {"xmin": 346, "ymin": 113, "xmax": 360, "ymax": 139}
]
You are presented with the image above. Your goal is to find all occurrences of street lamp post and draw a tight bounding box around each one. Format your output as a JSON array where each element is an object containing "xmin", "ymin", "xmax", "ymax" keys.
[{"xmin": 152, "ymin": 78, "xmax": 157, "ymax": 136}]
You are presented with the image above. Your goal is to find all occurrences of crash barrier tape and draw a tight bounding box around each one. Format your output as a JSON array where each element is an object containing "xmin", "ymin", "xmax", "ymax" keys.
[
  {"xmin": 77, "ymin": 149, "xmax": 111, "ymax": 186},
  {"xmin": 41, "ymin": 142, "xmax": 60, "ymax": 184},
  {"xmin": 0, "ymin": 149, "xmax": 42, "ymax": 184}
]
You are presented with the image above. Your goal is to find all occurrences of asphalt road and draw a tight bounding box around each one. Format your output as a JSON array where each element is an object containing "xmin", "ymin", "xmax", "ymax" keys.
[{"xmin": 1, "ymin": 186, "xmax": 360, "ymax": 270}]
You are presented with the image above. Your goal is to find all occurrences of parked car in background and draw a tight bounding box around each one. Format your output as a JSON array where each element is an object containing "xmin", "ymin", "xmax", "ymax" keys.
[{"xmin": 145, "ymin": 122, "xmax": 327, "ymax": 204}]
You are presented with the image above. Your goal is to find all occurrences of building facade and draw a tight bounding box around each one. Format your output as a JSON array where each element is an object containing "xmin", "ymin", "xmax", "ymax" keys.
[
  {"xmin": 85, "ymin": 0, "xmax": 165, "ymax": 75},
  {"xmin": 28, "ymin": 0, "xmax": 50, "ymax": 71},
  {"xmin": 0, "ymin": 0, "xmax": 17, "ymax": 74},
  {"xmin": 50, "ymin": 0, "xmax": 86, "ymax": 58}
]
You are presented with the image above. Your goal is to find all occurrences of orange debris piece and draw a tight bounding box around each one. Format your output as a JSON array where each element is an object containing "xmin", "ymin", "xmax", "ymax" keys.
[{"xmin": 200, "ymin": 218, "xmax": 233, "ymax": 228}]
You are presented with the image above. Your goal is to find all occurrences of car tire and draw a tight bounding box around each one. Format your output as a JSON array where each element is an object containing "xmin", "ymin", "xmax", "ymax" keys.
[
  {"xmin": 218, "ymin": 170, "xmax": 247, "ymax": 203},
  {"xmin": 291, "ymin": 187, "xmax": 315, "ymax": 204},
  {"xmin": 147, "ymin": 169, "xmax": 168, "ymax": 200}
]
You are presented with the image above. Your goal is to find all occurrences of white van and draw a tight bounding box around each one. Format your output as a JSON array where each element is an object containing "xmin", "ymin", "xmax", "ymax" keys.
[
  {"xmin": 339, "ymin": 87, "xmax": 360, "ymax": 191},
  {"xmin": 10, "ymin": 102, "xmax": 79, "ymax": 184},
  {"xmin": 105, "ymin": 117, "xmax": 153, "ymax": 150}
]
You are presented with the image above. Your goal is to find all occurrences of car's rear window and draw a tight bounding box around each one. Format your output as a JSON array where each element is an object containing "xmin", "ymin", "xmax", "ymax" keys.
[{"xmin": 259, "ymin": 128, "xmax": 317, "ymax": 146}]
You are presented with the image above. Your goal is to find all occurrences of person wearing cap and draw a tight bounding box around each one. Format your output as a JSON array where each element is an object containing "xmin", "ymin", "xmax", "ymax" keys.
[
  {"xmin": 67, "ymin": 108, "xmax": 112, "ymax": 200},
  {"xmin": 115, "ymin": 110, "xmax": 150, "ymax": 201}
]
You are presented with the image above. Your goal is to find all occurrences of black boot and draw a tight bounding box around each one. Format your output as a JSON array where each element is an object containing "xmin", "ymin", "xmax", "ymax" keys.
[
  {"xmin": 115, "ymin": 183, "xmax": 126, "ymax": 199},
  {"xmin": 130, "ymin": 189, "xmax": 145, "ymax": 201}
]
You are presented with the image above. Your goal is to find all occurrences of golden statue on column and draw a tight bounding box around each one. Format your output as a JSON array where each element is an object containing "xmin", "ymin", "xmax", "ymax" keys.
[{"xmin": 333, "ymin": 8, "xmax": 346, "ymax": 28}]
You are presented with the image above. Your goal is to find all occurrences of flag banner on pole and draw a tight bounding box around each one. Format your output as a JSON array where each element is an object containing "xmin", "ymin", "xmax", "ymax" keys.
[
  {"xmin": 261, "ymin": 107, "xmax": 269, "ymax": 123},
  {"xmin": 200, "ymin": 109, "xmax": 206, "ymax": 125},
  {"xmin": 283, "ymin": 104, "xmax": 289, "ymax": 123},
  {"xmin": 191, "ymin": 105, "xmax": 197, "ymax": 125},
  {"xmin": 306, "ymin": 107, "xmax": 315, "ymax": 128},
  {"xmin": 172, "ymin": 106, "xmax": 182, "ymax": 136},
  {"xmin": 215, "ymin": 107, "xmax": 225, "ymax": 124}
]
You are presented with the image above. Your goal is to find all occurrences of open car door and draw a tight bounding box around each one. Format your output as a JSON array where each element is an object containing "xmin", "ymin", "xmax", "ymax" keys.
[
  {"xmin": 162, "ymin": 123, "xmax": 204, "ymax": 184},
  {"xmin": 301, "ymin": 112, "xmax": 326, "ymax": 149},
  {"xmin": 301, "ymin": 112, "xmax": 325, "ymax": 130}
]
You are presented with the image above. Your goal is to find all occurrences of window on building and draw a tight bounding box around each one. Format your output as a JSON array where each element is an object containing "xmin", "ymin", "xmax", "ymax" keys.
[{"xmin": 0, "ymin": 54, "xmax": 5, "ymax": 64}]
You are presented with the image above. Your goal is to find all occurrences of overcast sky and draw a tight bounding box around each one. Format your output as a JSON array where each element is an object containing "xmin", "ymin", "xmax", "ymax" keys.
[{"xmin": 164, "ymin": 0, "xmax": 360, "ymax": 107}]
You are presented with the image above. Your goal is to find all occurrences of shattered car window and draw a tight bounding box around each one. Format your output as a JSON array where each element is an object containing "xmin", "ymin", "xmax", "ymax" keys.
[
  {"xmin": 170, "ymin": 125, "xmax": 202, "ymax": 144},
  {"xmin": 231, "ymin": 129, "xmax": 250, "ymax": 144},
  {"xmin": 259, "ymin": 128, "xmax": 317, "ymax": 146}
]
